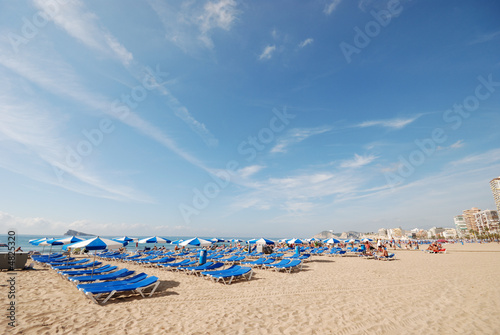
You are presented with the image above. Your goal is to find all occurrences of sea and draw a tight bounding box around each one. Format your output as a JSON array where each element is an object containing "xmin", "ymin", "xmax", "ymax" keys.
[{"xmin": 0, "ymin": 234, "xmax": 283, "ymax": 253}]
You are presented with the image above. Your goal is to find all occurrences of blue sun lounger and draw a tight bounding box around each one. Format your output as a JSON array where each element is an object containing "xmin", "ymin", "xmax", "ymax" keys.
[
  {"xmin": 51, "ymin": 261, "xmax": 102, "ymax": 270},
  {"xmin": 47, "ymin": 258, "xmax": 84, "ymax": 265},
  {"xmin": 160, "ymin": 259, "xmax": 195, "ymax": 270},
  {"xmin": 58, "ymin": 265, "xmax": 118, "ymax": 277},
  {"xmin": 273, "ymin": 259, "xmax": 303, "ymax": 273},
  {"xmin": 78, "ymin": 275, "xmax": 159, "ymax": 304},
  {"xmin": 68, "ymin": 268, "xmax": 134, "ymax": 284},
  {"xmin": 181, "ymin": 262, "xmax": 224, "ymax": 276},
  {"xmin": 202, "ymin": 266, "xmax": 253, "ymax": 285},
  {"xmin": 142, "ymin": 257, "xmax": 176, "ymax": 266},
  {"xmin": 263, "ymin": 259, "xmax": 290, "ymax": 269},
  {"xmin": 241, "ymin": 257, "xmax": 266, "ymax": 267}
]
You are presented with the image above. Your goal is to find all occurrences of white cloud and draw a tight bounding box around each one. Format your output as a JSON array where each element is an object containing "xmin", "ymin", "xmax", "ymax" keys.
[
  {"xmin": 438, "ymin": 140, "xmax": 465, "ymax": 151},
  {"xmin": 150, "ymin": 0, "xmax": 239, "ymax": 50},
  {"xmin": 449, "ymin": 148, "xmax": 500, "ymax": 167},
  {"xmin": 259, "ymin": 45, "xmax": 276, "ymax": 61},
  {"xmin": 33, "ymin": 0, "xmax": 133, "ymax": 66},
  {"xmin": 356, "ymin": 115, "xmax": 421, "ymax": 129},
  {"xmin": 31, "ymin": 1, "xmax": 218, "ymax": 148},
  {"xmin": 324, "ymin": 0, "xmax": 342, "ymax": 15},
  {"xmin": 340, "ymin": 153, "xmax": 378, "ymax": 168},
  {"xmin": 298, "ymin": 38, "xmax": 314, "ymax": 48},
  {"xmin": 271, "ymin": 126, "xmax": 331, "ymax": 153},
  {"xmin": 237, "ymin": 165, "xmax": 265, "ymax": 179}
]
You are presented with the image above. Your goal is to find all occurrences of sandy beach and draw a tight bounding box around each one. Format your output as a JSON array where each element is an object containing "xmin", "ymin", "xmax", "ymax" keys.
[{"xmin": 3, "ymin": 243, "xmax": 500, "ymax": 334}]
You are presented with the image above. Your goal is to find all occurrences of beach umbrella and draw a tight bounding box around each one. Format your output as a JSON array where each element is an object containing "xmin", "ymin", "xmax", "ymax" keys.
[
  {"xmin": 286, "ymin": 238, "xmax": 304, "ymax": 245},
  {"xmin": 179, "ymin": 237, "xmax": 213, "ymax": 247},
  {"xmin": 230, "ymin": 239, "xmax": 243, "ymax": 243},
  {"xmin": 210, "ymin": 238, "xmax": 226, "ymax": 243},
  {"xmin": 323, "ymin": 238, "xmax": 340, "ymax": 244},
  {"xmin": 63, "ymin": 237, "xmax": 124, "ymax": 251},
  {"xmin": 171, "ymin": 239, "xmax": 184, "ymax": 245},
  {"xmin": 247, "ymin": 238, "xmax": 275, "ymax": 245},
  {"xmin": 138, "ymin": 236, "xmax": 171, "ymax": 244},
  {"xmin": 62, "ymin": 237, "xmax": 125, "ymax": 275},
  {"xmin": 361, "ymin": 238, "xmax": 373, "ymax": 242},
  {"xmin": 52, "ymin": 236, "xmax": 86, "ymax": 245},
  {"xmin": 112, "ymin": 236, "xmax": 138, "ymax": 243},
  {"xmin": 345, "ymin": 239, "xmax": 360, "ymax": 244}
]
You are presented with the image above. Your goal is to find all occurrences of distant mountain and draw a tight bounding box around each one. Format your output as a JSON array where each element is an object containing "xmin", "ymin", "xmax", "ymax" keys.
[
  {"xmin": 313, "ymin": 231, "xmax": 341, "ymax": 239},
  {"xmin": 64, "ymin": 229, "xmax": 95, "ymax": 237},
  {"xmin": 313, "ymin": 230, "xmax": 362, "ymax": 240}
]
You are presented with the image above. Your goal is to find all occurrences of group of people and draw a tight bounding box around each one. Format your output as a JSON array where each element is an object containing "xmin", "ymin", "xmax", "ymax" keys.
[
  {"xmin": 426, "ymin": 242, "xmax": 444, "ymax": 253},
  {"xmin": 359, "ymin": 240, "xmax": 389, "ymax": 258}
]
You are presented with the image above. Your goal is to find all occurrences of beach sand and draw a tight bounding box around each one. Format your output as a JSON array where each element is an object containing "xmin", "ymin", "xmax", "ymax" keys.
[{"xmin": 3, "ymin": 243, "xmax": 500, "ymax": 334}]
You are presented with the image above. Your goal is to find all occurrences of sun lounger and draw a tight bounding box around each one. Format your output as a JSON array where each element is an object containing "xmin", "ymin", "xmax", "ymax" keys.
[
  {"xmin": 68, "ymin": 268, "xmax": 134, "ymax": 284},
  {"xmin": 376, "ymin": 253, "xmax": 396, "ymax": 261},
  {"xmin": 263, "ymin": 259, "xmax": 290, "ymax": 269},
  {"xmin": 142, "ymin": 257, "xmax": 176, "ymax": 266},
  {"xmin": 78, "ymin": 275, "xmax": 159, "ymax": 304},
  {"xmin": 48, "ymin": 258, "xmax": 90, "ymax": 266},
  {"xmin": 202, "ymin": 266, "xmax": 253, "ymax": 285},
  {"xmin": 273, "ymin": 260, "xmax": 303, "ymax": 273},
  {"xmin": 160, "ymin": 259, "xmax": 195, "ymax": 270},
  {"xmin": 51, "ymin": 261, "xmax": 102, "ymax": 270},
  {"xmin": 241, "ymin": 257, "xmax": 266, "ymax": 267},
  {"xmin": 58, "ymin": 265, "xmax": 117, "ymax": 277},
  {"xmin": 181, "ymin": 262, "xmax": 224, "ymax": 276}
]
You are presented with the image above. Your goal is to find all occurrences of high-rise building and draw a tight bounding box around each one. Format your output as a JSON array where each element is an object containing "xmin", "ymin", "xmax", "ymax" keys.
[
  {"xmin": 474, "ymin": 210, "xmax": 500, "ymax": 234},
  {"xmin": 491, "ymin": 177, "xmax": 500, "ymax": 213},
  {"xmin": 454, "ymin": 215, "xmax": 467, "ymax": 236},
  {"xmin": 463, "ymin": 207, "xmax": 481, "ymax": 232}
]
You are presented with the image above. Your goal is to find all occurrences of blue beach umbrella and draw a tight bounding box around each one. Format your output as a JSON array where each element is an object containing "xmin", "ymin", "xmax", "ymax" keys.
[
  {"xmin": 138, "ymin": 236, "xmax": 171, "ymax": 244},
  {"xmin": 361, "ymin": 238, "xmax": 373, "ymax": 242},
  {"xmin": 247, "ymin": 238, "xmax": 275, "ymax": 245},
  {"xmin": 171, "ymin": 239, "xmax": 184, "ymax": 245},
  {"xmin": 230, "ymin": 239, "xmax": 243, "ymax": 243},
  {"xmin": 323, "ymin": 238, "xmax": 340, "ymax": 244},
  {"xmin": 286, "ymin": 238, "xmax": 304, "ymax": 244},
  {"xmin": 62, "ymin": 237, "xmax": 125, "ymax": 275},
  {"xmin": 113, "ymin": 236, "xmax": 137, "ymax": 243},
  {"xmin": 179, "ymin": 237, "xmax": 213, "ymax": 247},
  {"xmin": 210, "ymin": 238, "xmax": 226, "ymax": 243},
  {"xmin": 63, "ymin": 237, "xmax": 124, "ymax": 251}
]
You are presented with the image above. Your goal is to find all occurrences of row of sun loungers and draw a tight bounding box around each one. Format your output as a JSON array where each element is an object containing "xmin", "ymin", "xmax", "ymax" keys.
[{"xmin": 35, "ymin": 256, "xmax": 161, "ymax": 304}]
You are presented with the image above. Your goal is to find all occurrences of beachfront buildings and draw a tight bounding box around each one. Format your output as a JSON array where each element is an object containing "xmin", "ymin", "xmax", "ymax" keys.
[
  {"xmin": 463, "ymin": 207, "xmax": 482, "ymax": 232},
  {"xmin": 491, "ymin": 177, "xmax": 500, "ymax": 213},
  {"xmin": 473, "ymin": 210, "xmax": 500, "ymax": 234},
  {"xmin": 454, "ymin": 215, "xmax": 468, "ymax": 237},
  {"xmin": 427, "ymin": 227, "xmax": 445, "ymax": 238}
]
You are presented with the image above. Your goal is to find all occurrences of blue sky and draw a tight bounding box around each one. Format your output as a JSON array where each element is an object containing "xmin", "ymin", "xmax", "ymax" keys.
[{"xmin": 0, "ymin": 0, "xmax": 499, "ymax": 237}]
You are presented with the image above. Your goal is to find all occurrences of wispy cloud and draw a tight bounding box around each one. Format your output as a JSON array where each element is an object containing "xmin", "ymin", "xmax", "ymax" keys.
[
  {"xmin": 259, "ymin": 45, "xmax": 276, "ymax": 61},
  {"xmin": 34, "ymin": 0, "xmax": 133, "ymax": 66},
  {"xmin": 324, "ymin": 0, "xmax": 342, "ymax": 15},
  {"xmin": 437, "ymin": 139, "xmax": 464, "ymax": 151},
  {"xmin": 237, "ymin": 165, "xmax": 265, "ymax": 179},
  {"xmin": 449, "ymin": 148, "xmax": 500, "ymax": 167},
  {"xmin": 271, "ymin": 126, "xmax": 331, "ymax": 153},
  {"xmin": 340, "ymin": 153, "xmax": 378, "ymax": 168},
  {"xmin": 36, "ymin": 0, "xmax": 218, "ymax": 147},
  {"xmin": 355, "ymin": 115, "xmax": 421, "ymax": 129},
  {"xmin": 469, "ymin": 30, "xmax": 500, "ymax": 45},
  {"xmin": 198, "ymin": 0, "xmax": 239, "ymax": 48},
  {"xmin": 298, "ymin": 38, "xmax": 314, "ymax": 48},
  {"xmin": 150, "ymin": 0, "xmax": 239, "ymax": 50},
  {"xmin": 0, "ymin": 84, "xmax": 152, "ymax": 202}
]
